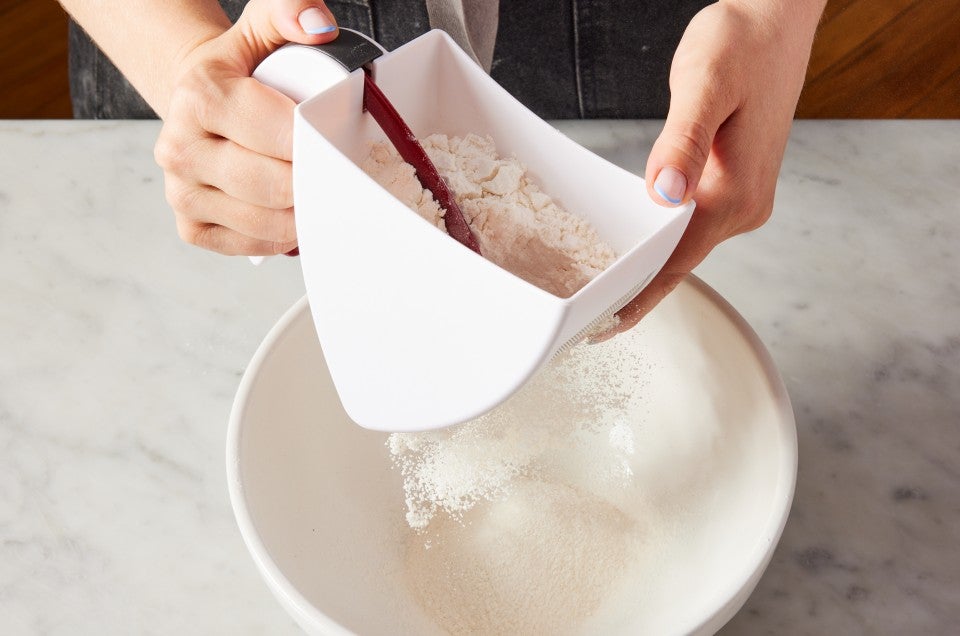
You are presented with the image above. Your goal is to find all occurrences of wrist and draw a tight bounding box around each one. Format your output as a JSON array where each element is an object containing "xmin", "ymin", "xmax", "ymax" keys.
[
  {"xmin": 716, "ymin": 0, "xmax": 825, "ymax": 77},
  {"xmin": 57, "ymin": 0, "xmax": 234, "ymax": 119},
  {"xmin": 722, "ymin": 0, "xmax": 826, "ymax": 36}
]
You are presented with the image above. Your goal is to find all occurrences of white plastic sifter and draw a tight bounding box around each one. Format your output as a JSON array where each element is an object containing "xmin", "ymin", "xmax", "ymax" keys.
[{"xmin": 252, "ymin": 29, "xmax": 694, "ymax": 433}]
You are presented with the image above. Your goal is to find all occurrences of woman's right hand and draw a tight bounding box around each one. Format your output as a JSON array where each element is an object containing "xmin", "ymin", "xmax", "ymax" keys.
[{"xmin": 153, "ymin": 0, "xmax": 339, "ymax": 255}]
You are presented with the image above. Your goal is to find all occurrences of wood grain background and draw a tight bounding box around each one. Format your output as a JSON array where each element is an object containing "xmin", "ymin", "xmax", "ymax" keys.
[
  {"xmin": 1, "ymin": 0, "xmax": 958, "ymax": 118},
  {"xmin": 799, "ymin": 0, "xmax": 960, "ymax": 117}
]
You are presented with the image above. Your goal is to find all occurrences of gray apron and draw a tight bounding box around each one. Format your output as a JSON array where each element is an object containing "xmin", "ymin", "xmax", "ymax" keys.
[{"xmin": 69, "ymin": 0, "xmax": 710, "ymax": 119}]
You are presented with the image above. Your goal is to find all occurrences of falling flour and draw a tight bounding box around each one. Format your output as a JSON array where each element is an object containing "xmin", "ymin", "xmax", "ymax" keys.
[
  {"xmin": 387, "ymin": 340, "xmax": 643, "ymax": 532},
  {"xmin": 363, "ymin": 133, "xmax": 646, "ymax": 634}
]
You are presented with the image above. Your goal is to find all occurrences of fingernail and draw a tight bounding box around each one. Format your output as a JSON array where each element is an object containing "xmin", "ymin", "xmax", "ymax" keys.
[
  {"xmin": 298, "ymin": 8, "xmax": 336, "ymax": 35},
  {"xmin": 653, "ymin": 166, "xmax": 686, "ymax": 205},
  {"xmin": 284, "ymin": 247, "xmax": 300, "ymax": 257}
]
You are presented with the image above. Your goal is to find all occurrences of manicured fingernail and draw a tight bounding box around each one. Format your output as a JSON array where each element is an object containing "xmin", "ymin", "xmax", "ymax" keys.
[
  {"xmin": 298, "ymin": 8, "xmax": 336, "ymax": 34},
  {"xmin": 284, "ymin": 247, "xmax": 300, "ymax": 257},
  {"xmin": 653, "ymin": 166, "xmax": 686, "ymax": 205}
]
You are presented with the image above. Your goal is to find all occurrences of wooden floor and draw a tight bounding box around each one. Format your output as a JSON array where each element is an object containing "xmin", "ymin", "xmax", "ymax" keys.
[{"xmin": 1, "ymin": 0, "xmax": 958, "ymax": 118}]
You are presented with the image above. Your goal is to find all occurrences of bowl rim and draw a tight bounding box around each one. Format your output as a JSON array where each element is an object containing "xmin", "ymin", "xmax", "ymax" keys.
[
  {"xmin": 673, "ymin": 275, "xmax": 798, "ymax": 635},
  {"xmin": 226, "ymin": 275, "xmax": 798, "ymax": 636}
]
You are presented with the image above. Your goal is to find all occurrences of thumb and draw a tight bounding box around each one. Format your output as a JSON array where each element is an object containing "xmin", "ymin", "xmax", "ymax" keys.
[
  {"xmin": 226, "ymin": 0, "xmax": 339, "ymax": 70},
  {"xmin": 645, "ymin": 78, "xmax": 731, "ymax": 207}
]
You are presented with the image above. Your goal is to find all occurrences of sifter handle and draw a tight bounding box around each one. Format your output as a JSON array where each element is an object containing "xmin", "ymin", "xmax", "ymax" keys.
[{"xmin": 248, "ymin": 29, "xmax": 386, "ymax": 265}]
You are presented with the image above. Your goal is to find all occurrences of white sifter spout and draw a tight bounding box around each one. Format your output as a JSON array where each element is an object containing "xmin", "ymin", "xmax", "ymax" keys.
[{"xmin": 252, "ymin": 29, "xmax": 694, "ymax": 432}]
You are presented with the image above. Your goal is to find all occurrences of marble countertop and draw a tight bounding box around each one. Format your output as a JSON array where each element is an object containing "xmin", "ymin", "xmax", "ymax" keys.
[{"xmin": 1, "ymin": 120, "xmax": 957, "ymax": 635}]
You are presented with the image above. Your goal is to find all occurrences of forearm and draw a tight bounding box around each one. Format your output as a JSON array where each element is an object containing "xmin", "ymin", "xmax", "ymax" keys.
[
  {"xmin": 58, "ymin": 0, "xmax": 232, "ymax": 117},
  {"xmin": 711, "ymin": 0, "xmax": 826, "ymax": 107}
]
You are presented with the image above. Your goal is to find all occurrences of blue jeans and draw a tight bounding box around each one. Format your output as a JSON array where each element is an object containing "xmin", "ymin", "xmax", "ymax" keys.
[{"xmin": 69, "ymin": 0, "xmax": 710, "ymax": 119}]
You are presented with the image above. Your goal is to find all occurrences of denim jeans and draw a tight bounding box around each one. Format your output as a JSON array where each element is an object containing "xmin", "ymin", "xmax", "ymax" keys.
[{"xmin": 69, "ymin": 0, "xmax": 710, "ymax": 120}]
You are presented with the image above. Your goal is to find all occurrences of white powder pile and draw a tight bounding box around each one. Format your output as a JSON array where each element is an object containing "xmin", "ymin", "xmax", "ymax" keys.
[
  {"xmin": 361, "ymin": 132, "xmax": 618, "ymax": 298},
  {"xmin": 392, "ymin": 340, "xmax": 653, "ymax": 634},
  {"xmin": 405, "ymin": 479, "xmax": 641, "ymax": 635},
  {"xmin": 364, "ymin": 133, "xmax": 646, "ymax": 633}
]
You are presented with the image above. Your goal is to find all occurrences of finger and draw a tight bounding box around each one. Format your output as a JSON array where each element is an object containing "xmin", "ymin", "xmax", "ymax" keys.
[
  {"xmin": 590, "ymin": 266, "xmax": 690, "ymax": 345},
  {"xmin": 189, "ymin": 72, "xmax": 298, "ymax": 161},
  {"xmin": 604, "ymin": 270, "xmax": 688, "ymax": 340},
  {"xmin": 160, "ymin": 61, "xmax": 298, "ymax": 162},
  {"xmin": 175, "ymin": 219, "xmax": 299, "ymax": 256},
  {"xmin": 168, "ymin": 135, "xmax": 293, "ymax": 209},
  {"xmin": 210, "ymin": 137, "xmax": 293, "ymax": 208},
  {"xmin": 644, "ymin": 62, "xmax": 736, "ymax": 207},
  {"xmin": 589, "ymin": 269, "xmax": 689, "ymax": 344},
  {"xmin": 165, "ymin": 176, "xmax": 296, "ymax": 244},
  {"xmin": 591, "ymin": 186, "xmax": 727, "ymax": 342},
  {"xmin": 194, "ymin": 0, "xmax": 341, "ymax": 159},
  {"xmin": 226, "ymin": 0, "xmax": 339, "ymax": 69}
]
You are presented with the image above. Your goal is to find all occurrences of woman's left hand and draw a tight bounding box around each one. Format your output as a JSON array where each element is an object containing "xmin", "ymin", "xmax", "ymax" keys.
[{"xmin": 598, "ymin": 0, "xmax": 826, "ymax": 339}]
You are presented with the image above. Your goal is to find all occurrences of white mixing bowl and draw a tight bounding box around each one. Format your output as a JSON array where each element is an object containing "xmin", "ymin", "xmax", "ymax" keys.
[{"xmin": 227, "ymin": 276, "xmax": 797, "ymax": 635}]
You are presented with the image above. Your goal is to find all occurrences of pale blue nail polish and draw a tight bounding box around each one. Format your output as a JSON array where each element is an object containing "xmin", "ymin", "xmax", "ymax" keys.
[
  {"xmin": 299, "ymin": 8, "xmax": 336, "ymax": 34},
  {"xmin": 653, "ymin": 166, "xmax": 687, "ymax": 205},
  {"xmin": 305, "ymin": 25, "xmax": 337, "ymax": 35},
  {"xmin": 654, "ymin": 182, "xmax": 682, "ymax": 204}
]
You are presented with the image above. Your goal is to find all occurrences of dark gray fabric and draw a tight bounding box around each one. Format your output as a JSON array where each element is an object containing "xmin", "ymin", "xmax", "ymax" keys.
[
  {"xmin": 69, "ymin": 0, "xmax": 710, "ymax": 120},
  {"xmin": 490, "ymin": 0, "xmax": 709, "ymax": 118},
  {"xmin": 577, "ymin": 0, "xmax": 709, "ymax": 118},
  {"xmin": 489, "ymin": 0, "xmax": 579, "ymax": 118},
  {"xmin": 68, "ymin": 19, "xmax": 156, "ymax": 119},
  {"xmin": 68, "ymin": 0, "xmax": 401, "ymax": 119},
  {"xmin": 370, "ymin": 0, "xmax": 431, "ymax": 51}
]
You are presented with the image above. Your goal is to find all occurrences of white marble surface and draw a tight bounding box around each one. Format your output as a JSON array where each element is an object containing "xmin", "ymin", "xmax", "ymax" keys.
[{"xmin": 1, "ymin": 120, "xmax": 958, "ymax": 635}]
